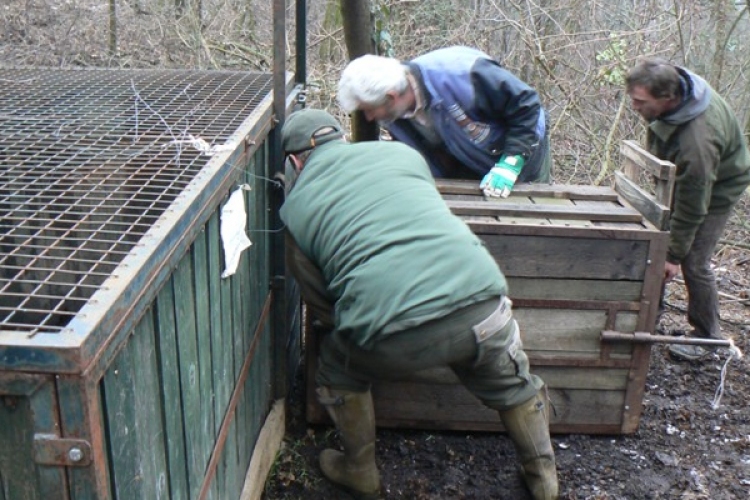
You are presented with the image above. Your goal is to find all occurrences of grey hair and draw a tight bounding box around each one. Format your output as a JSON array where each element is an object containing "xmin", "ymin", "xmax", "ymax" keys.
[{"xmin": 337, "ymin": 54, "xmax": 410, "ymax": 112}]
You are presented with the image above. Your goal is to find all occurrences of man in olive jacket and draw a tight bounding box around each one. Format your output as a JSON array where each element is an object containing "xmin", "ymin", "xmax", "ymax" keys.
[
  {"xmin": 279, "ymin": 108, "xmax": 558, "ymax": 500},
  {"xmin": 626, "ymin": 59, "xmax": 750, "ymax": 361}
]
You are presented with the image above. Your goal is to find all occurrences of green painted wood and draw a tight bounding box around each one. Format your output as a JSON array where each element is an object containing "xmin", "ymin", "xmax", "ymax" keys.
[
  {"xmin": 231, "ymin": 270, "xmax": 246, "ymax": 499},
  {"xmin": 206, "ymin": 213, "xmax": 229, "ymax": 500},
  {"xmin": 131, "ymin": 312, "xmax": 170, "ymax": 499},
  {"xmin": 55, "ymin": 376, "xmax": 100, "ymax": 500},
  {"xmin": 155, "ymin": 283, "xmax": 189, "ymax": 500},
  {"xmin": 173, "ymin": 257, "xmax": 206, "ymax": 499},
  {"xmin": 240, "ymin": 163, "xmax": 257, "ymax": 465},
  {"xmin": 103, "ymin": 312, "xmax": 169, "ymax": 499},
  {"xmin": 224, "ymin": 416, "xmax": 240, "ymax": 500},
  {"xmin": 102, "ymin": 332, "xmax": 139, "ymax": 499},
  {"xmin": 191, "ymin": 229, "xmax": 217, "ymax": 500},
  {"xmin": 26, "ymin": 375, "xmax": 65, "ymax": 498},
  {"xmin": 220, "ymin": 260, "xmax": 240, "ymax": 499},
  {"xmin": 241, "ymin": 166, "xmax": 262, "ymax": 458},
  {"xmin": 1, "ymin": 396, "xmax": 41, "ymax": 500},
  {"xmin": 236, "ymin": 249, "xmax": 251, "ymax": 476}
]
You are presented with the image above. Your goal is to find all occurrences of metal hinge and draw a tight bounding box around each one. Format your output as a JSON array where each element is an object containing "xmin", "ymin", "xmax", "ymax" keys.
[{"xmin": 33, "ymin": 434, "xmax": 92, "ymax": 467}]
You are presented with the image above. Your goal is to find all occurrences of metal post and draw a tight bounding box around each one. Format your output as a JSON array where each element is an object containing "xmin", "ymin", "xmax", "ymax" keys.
[
  {"xmin": 295, "ymin": 0, "xmax": 307, "ymax": 85},
  {"xmin": 271, "ymin": 0, "xmax": 289, "ymax": 399}
]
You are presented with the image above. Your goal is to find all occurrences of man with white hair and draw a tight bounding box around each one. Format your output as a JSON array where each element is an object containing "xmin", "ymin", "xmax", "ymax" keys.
[{"xmin": 337, "ymin": 46, "xmax": 551, "ymax": 198}]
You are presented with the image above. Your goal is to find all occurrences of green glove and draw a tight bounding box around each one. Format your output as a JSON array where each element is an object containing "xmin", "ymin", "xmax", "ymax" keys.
[{"xmin": 480, "ymin": 155, "xmax": 525, "ymax": 198}]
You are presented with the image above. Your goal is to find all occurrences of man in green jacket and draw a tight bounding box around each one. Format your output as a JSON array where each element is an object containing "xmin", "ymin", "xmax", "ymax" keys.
[
  {"xmin": 626, "ymin": 59, "xmax": 750, "ymax": 361},
  {"xmin": 279, "ymin": 108, "xmax": 558, "ymax": 500}
]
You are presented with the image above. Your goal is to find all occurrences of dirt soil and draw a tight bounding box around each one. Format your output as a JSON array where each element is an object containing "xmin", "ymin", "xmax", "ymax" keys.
[{"xmin": 263, "ymin": 196, "xmax": 750, "ymax": 500}]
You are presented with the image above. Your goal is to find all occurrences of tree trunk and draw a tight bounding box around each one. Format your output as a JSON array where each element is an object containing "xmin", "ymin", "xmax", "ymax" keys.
[
  {"xmin": 108, "ymin": 0, "xmax": 117, "ymax": 62},
  {"xmin": 340, "ymin": 0, "xmax": 379, "ymax": 142}
]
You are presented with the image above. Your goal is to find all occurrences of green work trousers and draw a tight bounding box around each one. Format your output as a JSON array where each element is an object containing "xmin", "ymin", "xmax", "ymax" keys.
[{"xmin": 317, "ymin": 296, "xmax": 543, "ymax": 411}]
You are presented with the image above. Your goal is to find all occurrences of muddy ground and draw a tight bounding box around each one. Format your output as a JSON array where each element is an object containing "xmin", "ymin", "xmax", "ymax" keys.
[{"xmin": 263, "ymin": 196, "xmax": 750, "ymax": 500}]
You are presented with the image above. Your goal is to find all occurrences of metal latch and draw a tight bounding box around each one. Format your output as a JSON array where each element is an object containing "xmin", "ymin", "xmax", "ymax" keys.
[{"xmin": 33, "ymin": 434, "xmax": 92, "ymax": 467}]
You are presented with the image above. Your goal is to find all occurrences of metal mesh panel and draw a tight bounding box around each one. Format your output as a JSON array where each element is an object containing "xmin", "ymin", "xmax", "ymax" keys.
[{"xmin": 0, "ymin": 69, "xmax": 273, "ymax": 335}]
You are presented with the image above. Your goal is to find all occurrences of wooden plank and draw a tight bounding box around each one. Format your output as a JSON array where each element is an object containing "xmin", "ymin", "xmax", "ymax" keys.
[
  {"xmin": 538, "ymin": 196, "xmax": 593, "ymax": 226},
  {"xmin": 56, "ymin": 377, "xmax": 103, "ymax": 498},
  {"xmin": 102, "ymin": 313, "xmax": 169, "ymax": 498},
  {"xmin": 494, "ymin": 195, "xmax": 551, "ymax": 225},
  {"xmin": 173, "ymin": 258, "xmax": 206, "ymax": 499},
  {"xmin": 155, "ymin": 283, "xmax": 189, "ymax": 500},
  {"xmin": 223, "ymin": 418, "xmax": 241, "ymax": 500},
  {"xmin": 207, "ymin": 213, "xmax": 229, "ymax": 499},
  {"xmin": 639, "ymin": 230, "xmax": 669, "ymax": 332},
  {"xmin": 447, "ymin": 199, "xmax": 643, "ymax": 223},
  {"xmin": 621, "ymin": 140, "xmax": 675, "ymax": 180},
  {"xmin": 367, "ymin": 381, "xmax": 627, "ymax": 434},
  {"xmin": 1, "ymin": 398, "xmax": 40, "ymax": 500},
  {"xmin": 25, "ymin": 377, "xmax": 64, "ymax": 500},
  {"xmin": 131, "ymin": 314, "xmax": 170, "ymax": 500},
  {"xmin": 575, "ymin": 199, "xmax": 641, "ymax": 229},
  {"xmin": 591, "ymin": 220, "xmax": 645, "ymax": 230},
  {"xmin": 192, "ymin": 227, "xmax": 217, "ymax": 497},
  {"xmin": 481, "ymin": 234, "xmax": 650, "ymax": 280},
  {"xmin": 219, "ymin": 257, "xmax": 238, "ymax": 500},
  {"xmin": 229, "ymin": 272, "xmax": 244, "ymax": 499},
  {"xmin": 436, "ymin": 179, "xmax": 620, "ymax": 201},
  {"xmin": 374, "ymin": 365, "xmax": 630, "ymax": 391},
  {"xmin": 614, "ymin": 171, "xmax": 670, "ymax": 230},
  {"xmin": 515, "ymin": 309, "xmax": 610, "ymax": 354},
  {"xmin": 102, "ymin": 334, "xmax": 140, "ymax": 499},
  {"xmin": 622, "ymin": 344, "xmax": 653, "ymax": 433},
  {"xmin": 441, "ymin": 193, "xmax": 483, "ymax": 201},
  {"xmin": 620, "ymin": 140, "xmax": 676, "ymax": 207},
  {"xmin": 466, "ymin": 219, "xmax": 658, "ymax": 240},
  {"xmin": 236, "ymin": 240, "xmax": 252, "ymax": 479},
  {"xmin": 507, "ymin": 278, "xmax": 642, "ymax": 301},
  {"xmin": 239, "ymin": 399, "xmax": 285, "ymax": 500},
  {"xmin": 0, "ymin": 374, "xmax": 63, "ymax": 500},
  {"xmin": 198, "ymin": 294, "xmax": 272, "ymax": 500}
]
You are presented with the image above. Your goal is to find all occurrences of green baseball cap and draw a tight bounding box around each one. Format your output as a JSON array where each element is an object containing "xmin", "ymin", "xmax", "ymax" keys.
[{"xmin": 281, "ymin": 109, "xmax": 344, "ymax": 155}]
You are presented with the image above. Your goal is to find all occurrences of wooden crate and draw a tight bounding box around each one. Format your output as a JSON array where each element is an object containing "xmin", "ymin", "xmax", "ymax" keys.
[{"xmin": 306, "ymin": 152, "xmax": 671, "ymax": 435}]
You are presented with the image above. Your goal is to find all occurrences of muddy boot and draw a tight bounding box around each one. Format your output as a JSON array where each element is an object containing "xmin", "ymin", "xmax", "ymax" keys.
[
  {"xmin": 498, "ymin": 389, "xmax": 559, "ymax": 500},
  {"xmin": 317, "ymin": 387, "xmax": 381, "ymax": 499}
]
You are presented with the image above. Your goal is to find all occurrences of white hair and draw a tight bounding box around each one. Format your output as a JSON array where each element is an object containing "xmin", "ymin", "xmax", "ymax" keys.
[{"xmin": 337, "ymin": 54, "xmax": 410, "ymax": 112}]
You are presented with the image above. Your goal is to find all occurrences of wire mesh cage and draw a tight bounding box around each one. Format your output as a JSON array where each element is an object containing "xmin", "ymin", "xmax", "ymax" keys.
[
  {"xmin": 0, "ymin": 68, "xmax": 294, "ymax": 500},
  {"xmin": 0, "ymin": 69, "xmax": 273, "ymax": 337}
]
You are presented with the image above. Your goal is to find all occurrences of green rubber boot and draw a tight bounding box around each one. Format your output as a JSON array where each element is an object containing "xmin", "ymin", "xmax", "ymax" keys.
[
  {"xmin": 498, "ymin": 389, "xmax": 559, "ymax": 500},
  {"xmin": 317, "ymin": 387, "xmax": 381, "ymax": 500}
]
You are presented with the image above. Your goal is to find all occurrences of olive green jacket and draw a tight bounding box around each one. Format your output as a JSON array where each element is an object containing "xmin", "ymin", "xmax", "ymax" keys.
[
  {"xmin": 647, "ymin": 79, "xmax": 750, "ymax": 263},
  {"xmin": 280, "ymin": 140, "xmax": 506, "ymax": 349}
]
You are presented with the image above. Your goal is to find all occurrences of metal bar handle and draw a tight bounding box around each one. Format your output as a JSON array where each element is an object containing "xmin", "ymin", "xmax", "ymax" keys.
[{"xmin": 601, "ymin": 330, "xmax": 732, "ymax": 347}]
